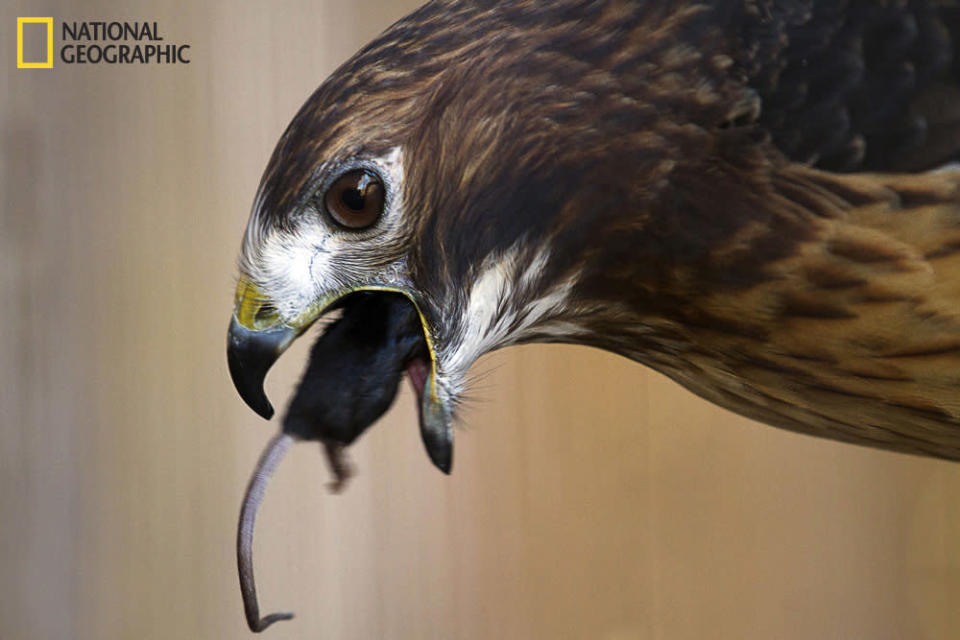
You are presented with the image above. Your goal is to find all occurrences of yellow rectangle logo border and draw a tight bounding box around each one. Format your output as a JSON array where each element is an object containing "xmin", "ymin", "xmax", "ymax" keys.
[{"xmin": 17, "ymin": 17, "xmax": 54, "ymax": 69}]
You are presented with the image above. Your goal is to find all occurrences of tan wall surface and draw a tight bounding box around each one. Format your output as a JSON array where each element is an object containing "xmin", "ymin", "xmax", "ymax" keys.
[{"xmin": 2, "ymin": 2, "xmax": 960, "ymax": 639}]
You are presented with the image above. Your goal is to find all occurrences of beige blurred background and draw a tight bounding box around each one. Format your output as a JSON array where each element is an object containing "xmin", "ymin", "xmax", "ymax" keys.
[{"xmin": 3, "ymin": 1, "xmax": 960, "ymax": 639}]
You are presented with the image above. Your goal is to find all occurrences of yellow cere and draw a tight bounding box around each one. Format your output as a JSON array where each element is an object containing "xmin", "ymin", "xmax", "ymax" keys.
[{"xmin": 233, "ymin": 278, "xmax": 282, "ymax": 331}]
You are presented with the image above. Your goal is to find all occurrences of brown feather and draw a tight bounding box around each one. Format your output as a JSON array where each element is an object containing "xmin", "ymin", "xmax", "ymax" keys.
[{"xmin": 599, "ymin": 166, "xmax": 960, "ymax": 459}]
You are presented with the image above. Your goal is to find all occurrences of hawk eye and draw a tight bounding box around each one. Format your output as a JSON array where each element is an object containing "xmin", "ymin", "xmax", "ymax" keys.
[{"xmin": 323, "ymin": 169, "xmax": 385, "ymax": 230}]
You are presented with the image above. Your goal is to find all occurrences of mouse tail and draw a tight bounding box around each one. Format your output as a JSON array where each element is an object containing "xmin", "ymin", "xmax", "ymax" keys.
[{"xmin": 237, "ymin": 432, "xmax": 295, "ymax": 632}]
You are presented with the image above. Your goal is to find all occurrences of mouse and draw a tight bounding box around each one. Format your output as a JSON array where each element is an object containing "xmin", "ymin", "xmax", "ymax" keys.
[
  {"xmin": 236, "ymin": 291, "xmax": 427, "ymax": 632},
  {"xmin": 284, "ymin": 291, "xmax": 426, "ymax": 490}
]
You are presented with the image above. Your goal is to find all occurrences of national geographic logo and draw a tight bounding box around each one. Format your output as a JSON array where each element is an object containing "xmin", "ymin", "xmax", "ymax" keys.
[
  {"xmin": 16, "ymin": 18, "xmax": 191, "ymax": 68},
  {"xmin": 16, "ymin": 17, "xmax": 52, "ymax": 68}
]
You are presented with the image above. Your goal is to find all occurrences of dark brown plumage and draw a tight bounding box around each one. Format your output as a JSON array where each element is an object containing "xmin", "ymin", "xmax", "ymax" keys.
[{"xmin": 231, "ymin": 0, "xmax": 960, "ymax": 474}]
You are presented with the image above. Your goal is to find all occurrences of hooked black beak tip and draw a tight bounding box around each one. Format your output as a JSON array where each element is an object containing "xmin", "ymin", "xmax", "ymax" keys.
[
  {"xmin": 227, "ymin": 317, "xmax": 295, "ymax": 419},
  {"xmin": 423, "ymin": 427, "xmax": 453, "ymax": 474}
]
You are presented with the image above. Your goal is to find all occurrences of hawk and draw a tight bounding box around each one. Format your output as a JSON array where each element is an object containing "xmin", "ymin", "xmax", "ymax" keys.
[
  {"xmin": 230, "ymin": 0, "xmax": 960, "ymax": 465},
  {"xmin": 227, "ymin": 0, "xmax": 960, "ymax": 631}
]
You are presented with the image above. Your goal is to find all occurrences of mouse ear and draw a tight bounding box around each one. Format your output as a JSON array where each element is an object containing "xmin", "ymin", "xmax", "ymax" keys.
[{"xmin": 237, "ymin": 433, "xmax": 296, "ymax": 632}]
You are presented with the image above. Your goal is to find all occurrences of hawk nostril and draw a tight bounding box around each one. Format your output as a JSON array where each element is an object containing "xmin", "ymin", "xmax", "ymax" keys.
[{"xmin": 255, "ymin": 303, "xmax": 277, "ymax": 323}]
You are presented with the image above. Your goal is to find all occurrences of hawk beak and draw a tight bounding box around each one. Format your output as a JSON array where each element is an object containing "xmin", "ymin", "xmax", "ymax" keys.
[
  {"xmin": 421, "ymin": 373, "xmax": 453, "ymax": 473},
  {"xmin": 227, "ymin": 278, "xmax": 455, "ymax": 473},
  {"xmin": 227, "ymin": 317, "xmax": 295, "ymax": 419},
  {"xmin": 407, "ymin": 357, "xmax": 454, "ymax": 473},
  {"xmin": 227, "ymin": 279, "xmax": 300, "ymax": 420}
]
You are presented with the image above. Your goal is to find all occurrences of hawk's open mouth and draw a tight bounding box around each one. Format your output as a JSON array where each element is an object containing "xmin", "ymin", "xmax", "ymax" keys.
[{"xmin": 228, "ymin": 284, "xmax": 453, "ymax": 474}]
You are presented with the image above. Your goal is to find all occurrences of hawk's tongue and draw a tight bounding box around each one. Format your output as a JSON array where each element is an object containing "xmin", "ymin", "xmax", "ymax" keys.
[{"xmin": 406, "ymin": 356, "xmax": 429, "ymax": 404}]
